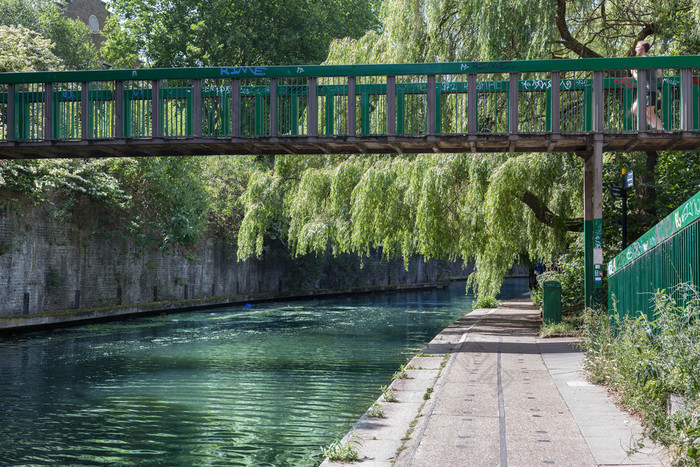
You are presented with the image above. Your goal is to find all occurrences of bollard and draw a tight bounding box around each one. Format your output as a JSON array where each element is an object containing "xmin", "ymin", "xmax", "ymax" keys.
[{"xmin": 542, "ymin": 281, "xmax": 562, "ymax": 324}]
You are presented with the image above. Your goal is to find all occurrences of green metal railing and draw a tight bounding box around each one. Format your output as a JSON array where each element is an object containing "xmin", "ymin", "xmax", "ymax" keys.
[
  {"xmin": 0, "ymin": 56, "xmax": 699, "ymax": 143},
  {"xmin": 608, "ymin": 189, "xmax": 700, "ymax": 319}
]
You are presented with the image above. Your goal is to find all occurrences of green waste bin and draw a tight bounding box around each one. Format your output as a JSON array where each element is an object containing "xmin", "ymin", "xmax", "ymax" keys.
[{"xmin": 542, "ymin": 281, "xmax": 562, "ymax": 324}]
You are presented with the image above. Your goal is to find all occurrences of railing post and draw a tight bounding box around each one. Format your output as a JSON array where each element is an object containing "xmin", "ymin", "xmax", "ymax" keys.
[
  {"xmin": 681, "ymin": 68, "xmax": 693, "ymax": 131},
  {"xmin": 81, "ymin": 82, "xmax": 89, "ymax": 139},
  {"xmin": 269, "ymin": 78, "xmax": 277, "ymax": 137},
  {"xmin": 44, "ymin": 83, "xmax": 53, "ymax": 140},
  {"xmin": 6, "ymin": 83, "xmax": 14, "ymax": 141},
  {"xmin": 114, "ymin": 81, "xmax": 124, "ymax": 138},
  {"xmin": 584, "ymin": 139, "xmax": 604, "ymax": 308},
  {"xmin": 386, "ymin": 76, "xmax": 396, "ymax": 135},
  {"xmin": 152, "ymin": 79, "xmax": 160, "ymax": 138},
  {"xmin": 593, "ymin": 71, "xmax": 604, "ymax": 132},
  {"xmin": 308, "ymin": 77, "xmax": 318, "ymax": 136},
  {"xmin": 348, "ymin": 76, "xmax": 356, "ymax": 136},
  {"xmin": 427, "ymin": 74, "xmax": 436, "ymax": 135},
  {"xmin": 509, "ymin": 73, "xmax": 518, "ymax": 134},
  {"xmin": 192, "ymin": 79, "xmax": 202, "ymax": 137},
  {"xmin": 231, "ymin": 79, "xmax": 240, "ymax": 137},
  {"xmin": 636, "ymin": 68, "xmax": 647, "ymax": 131},
  {"xmin": 468, "ymin": 74, "xmax": 477, "ymax": 134},
  {"xmin": 551, "ymin": 72, "xmax": 560, "ymax": 133}
]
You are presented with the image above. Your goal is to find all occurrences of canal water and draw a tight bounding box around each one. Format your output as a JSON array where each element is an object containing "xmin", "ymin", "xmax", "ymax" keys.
[{"xmin": 0, "ymin": 279, "xmax": 527, "ymax": 466}]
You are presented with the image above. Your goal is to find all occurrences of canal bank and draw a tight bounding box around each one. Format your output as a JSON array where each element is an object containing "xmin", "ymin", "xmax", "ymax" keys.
[
  {"xmin": 323, "ymin": 298, "xmax": 669, "ymax": 466},
  {"xmin": 0, "ymin": 280, "xmax": 452, "ymax": 333},
  {"xmin": 0, "ymin": 281, "xmax": 499, "ymax": 465},
  {"xmin": 4, "ymin": 197, "xmax": 504, "ymax": 332}
]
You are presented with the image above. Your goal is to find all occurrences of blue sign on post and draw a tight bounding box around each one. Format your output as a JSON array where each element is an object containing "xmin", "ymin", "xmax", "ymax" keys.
[{"xmin": 624, "ymin": 170, "xmax": 634, "ymax": 189}]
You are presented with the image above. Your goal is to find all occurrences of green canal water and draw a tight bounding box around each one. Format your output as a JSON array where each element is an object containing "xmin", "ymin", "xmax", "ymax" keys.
[{"xmin": 0, "ymin": 279, "xmax": 527, "ymax": 466}]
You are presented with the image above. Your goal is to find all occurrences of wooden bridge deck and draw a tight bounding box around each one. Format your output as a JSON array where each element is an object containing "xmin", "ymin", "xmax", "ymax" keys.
[{"xmin": 2, "ymin": 131, "xmax": 699, "ymax": 159}]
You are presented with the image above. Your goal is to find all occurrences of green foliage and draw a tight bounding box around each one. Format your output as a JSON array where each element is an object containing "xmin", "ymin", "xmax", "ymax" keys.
[
  {"xmin": 392, "ymin": 364, "xmax": 408, "ymax": 381},
  {"xmin": 582, "ymin": 287, "xmax": 700, "ymax": 464},
  {"xmin": 0, "ymin": 25, "xmax": 62, "ymax": 72},
  {"xmin": 367, "ymin": 402, "xmax": 385, "ymax": 418},
  {"xmin": 656, "ymin": 151, "xmax": 700, "ymax": 219},
  {"xmin": 202, "ymin": 156, "xmax": 261, "ymax": 246},
  {"xmin": 473, "ymin": 295, "xmax": 500, "ymax": 309},
  {"xmin": 540, "ymin": 318, "xmax": 581, "ymax": 337},
  {"xmin": 1, "ymin": 157, "xmax": 211, "ymax": 250},
  {"xmin": 0, "ymin": 159, "xmax": 130, "ymax": 209},
  {"xmin": 532, "ymin": 237, "xmax": 585, "ymax": 313},
  {"xmin": 322, "ymin": 431, "xmax": 362, "ymax": 462},
  {"xmin": 115, "ymin": 157, "xmax": 210, "ymax": 248},
  {"xmin": 46, "ymin": 266, "xmax": 64, "ymax": 290},
  {"xmin": 103, "ymin": 0, "xmax": 380, "ymax": 67},
  {"xmin": 381, "ymin": 384, "xmax": 398, "ymax": 402},
  {"xmin": 0, "ymin": 0, "xmax": 100, "ymax": 70},
  {"xmin": 238, "ymin": 153, "xmax": 580, "ymax": 302}
]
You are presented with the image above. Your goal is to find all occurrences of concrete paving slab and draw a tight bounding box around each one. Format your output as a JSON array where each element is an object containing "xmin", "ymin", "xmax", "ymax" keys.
[
  {"xmin": 406, "ymin": 356, "xmax": 444, "ymax": 370},
  {"xmin": 506, "ymin": 436, "xmax": 597, "ymax": 466},
  {"xmin": 539, "ymin": 338, "xmax": 669, "ymax": 466},
  {"xmin": 409, "ymin": 436, "xmax": 501, "ymax": 466},
  {"xmin": 433, "ymin": 390, "xmax": 499, "ymax": 418},
  {"xmin": 321, "ymin": 299, "xmax": 671, "ymax": 466}
]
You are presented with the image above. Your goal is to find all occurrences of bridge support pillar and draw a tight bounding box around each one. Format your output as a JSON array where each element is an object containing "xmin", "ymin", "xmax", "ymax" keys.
[{"xmin": 583, "ymin": 138, "xmax": 604, "ymax": 308}]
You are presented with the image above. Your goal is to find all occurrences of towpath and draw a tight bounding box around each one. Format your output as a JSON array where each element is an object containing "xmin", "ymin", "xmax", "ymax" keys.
[{"xmin": 322, "ymin": 298, "xmax": 668, "ymax": 466}]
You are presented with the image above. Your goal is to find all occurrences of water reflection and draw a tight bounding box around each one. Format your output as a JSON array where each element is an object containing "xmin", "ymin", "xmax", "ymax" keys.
[{"xmin": 0, "ymin": 279, "xmax": 527, "ymax": 465}]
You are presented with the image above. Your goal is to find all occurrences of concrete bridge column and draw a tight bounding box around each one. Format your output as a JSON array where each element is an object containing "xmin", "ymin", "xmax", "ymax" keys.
[{"xmin": 583, "ymin": 138, "xmax": 604, "ymax": 308}]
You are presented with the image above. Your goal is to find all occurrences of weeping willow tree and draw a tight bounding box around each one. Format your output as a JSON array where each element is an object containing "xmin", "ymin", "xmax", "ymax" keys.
[{"xmin": 237, "ymin": 0, "xmax": 700, "ymax": 302}]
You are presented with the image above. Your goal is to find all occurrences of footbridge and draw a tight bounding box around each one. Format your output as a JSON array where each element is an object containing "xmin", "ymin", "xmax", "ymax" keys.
[
  {"xmin": 0, "ymin": 56, "xmax": 699, "ymax": 158},
  {"xmin": 2, "ymin": 55, "xmax": 700, "ymax": 307}
]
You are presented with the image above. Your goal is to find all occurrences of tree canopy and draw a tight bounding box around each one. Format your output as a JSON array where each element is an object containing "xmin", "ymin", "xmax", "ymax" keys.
[
  {"xmin": 0, "ymin": 0, "xmax": 101, "ymax": 70},
  {"xmin": 102, "ymin": 0, "xmax": 381, "ymax": 67},
  {"xmin": 236, "ymin": 0, "xmax": 700, "ymax": 303},
  {"xmin": 0, "ymin": 25, "xmax": 62, "ymax": 72}
]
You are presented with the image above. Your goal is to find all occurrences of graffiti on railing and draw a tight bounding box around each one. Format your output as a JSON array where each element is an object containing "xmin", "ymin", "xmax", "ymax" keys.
[
  {"xmin": 204, "ymin": 86, "xmax": 231, "ymax": 95},
  {"xmin": 561, "ymin": 79, "xmax": 590, "ymax": 89},
  {"xmin": 459, "ymin": 61, "xmax": 512, "ymax": 72},
  {"xmin": 472, "ymin": 61, "xmax": 510, "ymax": 72},
  {"xmin": 662, "ymin": 76, "xmax": 681, "ymax": 86},
  {"xmin": 476, "ymin": 81, "xmax": 502, "ymax": 92},
  {"xmin": 521, "ymin": 79, "xmax": 552, "ymax": 91},
  {"xmin": 609, "ymin": 191, "xmax": 700, "ymax": 275},
  {"xmin": 614, "ymin": 77, "xmax": 635, "ymax": 88},
  {"xmin": 220, "ymin": 66, "xmax": 268, "ymax": 77},
  {"xmin": 442, "ymin": 82, "xmax": 458, "ymax": 92}
]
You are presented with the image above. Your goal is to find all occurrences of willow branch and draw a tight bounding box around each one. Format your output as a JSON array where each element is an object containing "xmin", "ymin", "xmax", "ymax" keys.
[{"xmin": 519, "ymin": 190, "xmax": 583, "ymax": 232}]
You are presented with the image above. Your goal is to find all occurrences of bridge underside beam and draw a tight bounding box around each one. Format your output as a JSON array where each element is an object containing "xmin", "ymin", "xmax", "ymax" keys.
[{"xmin": 1, "ymin": 132, "xmax": 699, "ymax": 159}]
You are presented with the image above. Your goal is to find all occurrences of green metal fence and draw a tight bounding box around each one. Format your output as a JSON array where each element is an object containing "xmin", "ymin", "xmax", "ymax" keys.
[
  {"xmin": 608, "ymin": 190, "xmax": 700, "ymax": 319},
  {"xmin": 0, "ymin": 56, "xmax": 699, "ymax": 143}
]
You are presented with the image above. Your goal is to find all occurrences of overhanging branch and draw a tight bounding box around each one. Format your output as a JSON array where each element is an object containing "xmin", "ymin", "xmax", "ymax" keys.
[
  {"xmin": 519, "ymin": 190, "xmax": 583, "ymax": 232},
  {"xmin": 555, "ymin": 0, "xmax": 602, "ymax": 58}
]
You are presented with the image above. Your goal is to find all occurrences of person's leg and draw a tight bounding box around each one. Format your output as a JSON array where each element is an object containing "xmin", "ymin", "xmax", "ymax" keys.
[{"xmin": 646, "ymin": 107, "xmax": 664, "ymax": 129}]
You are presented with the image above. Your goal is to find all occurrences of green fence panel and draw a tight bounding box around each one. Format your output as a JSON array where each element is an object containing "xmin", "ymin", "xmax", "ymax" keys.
[{"xmin": 608, "ymin": 189, "xmax": 700, "ymax": 319}]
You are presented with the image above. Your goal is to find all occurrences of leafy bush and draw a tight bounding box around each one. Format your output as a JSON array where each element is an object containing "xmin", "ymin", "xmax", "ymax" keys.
[
  {"xmin": 582, "ymin": 286, "xmax": 700, "ymax": 464},
  {"xmin": 473, "ymin": 295, "xmax": 500, "ymax": 309},
  {"xmin": 531, "ymin": 237, "xmax": 585, "ymax": 313}
]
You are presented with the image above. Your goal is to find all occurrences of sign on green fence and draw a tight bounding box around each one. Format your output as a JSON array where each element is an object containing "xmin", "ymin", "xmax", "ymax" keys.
[{"xmin": 608, "ymin": 189, "xmax": 700, "ymax": 276}]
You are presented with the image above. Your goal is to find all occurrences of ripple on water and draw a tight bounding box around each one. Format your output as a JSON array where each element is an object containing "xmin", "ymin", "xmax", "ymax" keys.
[{"xmin": 0, "ymin": 280, "xmax": 527, "ymax": 465}]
